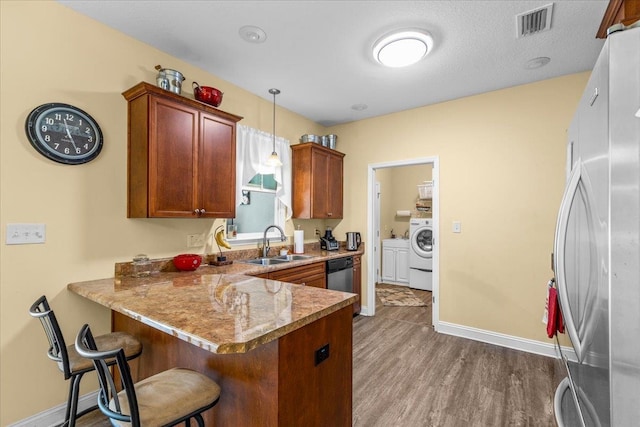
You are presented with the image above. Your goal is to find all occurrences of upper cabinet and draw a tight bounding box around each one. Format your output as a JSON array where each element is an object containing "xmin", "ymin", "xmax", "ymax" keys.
[
  {"xmin": 123, "ymin": 82, "xmax": 242, "ymax": 218},
  {"xmin": 597, "ymin": 0, "xmax": 640, "ymax": 38},
  {"xmin": 291, "ymin": 143, "xmax": 345, "ymax": 219}
]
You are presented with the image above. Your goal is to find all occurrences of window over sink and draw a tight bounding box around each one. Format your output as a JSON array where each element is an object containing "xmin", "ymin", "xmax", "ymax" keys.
[
  {"xmin": 228, "ymin": 173, "xmax": 286, "ymax": 242},
  {"xmin": 229, "ymin": 125, "xmax": 292, "ymax": 244}
]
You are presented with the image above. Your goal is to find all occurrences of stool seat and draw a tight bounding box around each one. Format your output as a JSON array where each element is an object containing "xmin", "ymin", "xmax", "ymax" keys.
[
  {"xmin": 66, "ymin": 331, "xmax": 142, "ymax": 374},
  {"xmin": 76, "ymin": 324, "xmax": 220, "ymax": 427},
  {"xmin": 109, "ymin": 368, "xmax": 221, "ymax": 426}
]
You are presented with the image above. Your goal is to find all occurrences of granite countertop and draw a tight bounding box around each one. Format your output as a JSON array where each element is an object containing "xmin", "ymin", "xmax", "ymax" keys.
[
  {"xmin": 68, "ymin": 247, "xmax": 363, "ymax": 355},
  {"xmin": 114, "ymin": 244, "xmax": 364, "ymax": 277}
]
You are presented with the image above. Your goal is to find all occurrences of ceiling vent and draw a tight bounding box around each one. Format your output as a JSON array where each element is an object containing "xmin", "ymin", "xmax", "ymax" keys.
[{"xmin": 516, "ymin": 3, "xmax": 553, "ymax": 38}]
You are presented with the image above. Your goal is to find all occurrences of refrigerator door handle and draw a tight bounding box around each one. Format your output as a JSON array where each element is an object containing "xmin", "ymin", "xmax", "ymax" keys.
[
  {"xmin": 554, "ymin": 159, "xmax": 587, "ymax": 362},
  {"xmin": 554, "ymin": 377, "xmax": 587, "ymax": 427},
  {"xmin": 554, "ymin": 378, "xmax": 571, "ymax": 427},
  {"xmin": 554, "ymin": 158, "xmax": 603, "ymax": 364},
  {"xmin": 554, "ymin": 161, "xmax": 583, "ymax": 360}
]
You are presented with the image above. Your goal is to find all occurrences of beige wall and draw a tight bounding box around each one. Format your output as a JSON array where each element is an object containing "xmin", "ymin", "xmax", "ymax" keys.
[
  {"xmin": 329, "ymin": 72, "xmax": 586, "ymax": 346},
  {"xmin": 0, "ymin": 2, "xmax": 326, "ymax": 423},
  {"xmin": 1, "ymin": 1, "xmax": 587, "ymax": 423}
]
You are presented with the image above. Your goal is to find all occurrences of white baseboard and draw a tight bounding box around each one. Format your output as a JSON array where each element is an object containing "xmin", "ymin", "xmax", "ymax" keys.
[
  {"xmin": 437, "ymin": 321, "xmax": 578, "ymax": 362},
  {"xmin": 359, "ymin": 304, "xmax": 372, "ymax": 316},
  {"xmin": 357, "ymin": 308, "xmax": 575, "ymax": 361},
  {"xmin": 8, "ymin": 390, "xmax": 99, "ymax": 427}
]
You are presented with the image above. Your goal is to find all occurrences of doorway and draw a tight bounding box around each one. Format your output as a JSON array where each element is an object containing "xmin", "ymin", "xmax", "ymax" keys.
[{"xmin": 366, "ymin": 156, "xmax": 439, "ymax": 329}]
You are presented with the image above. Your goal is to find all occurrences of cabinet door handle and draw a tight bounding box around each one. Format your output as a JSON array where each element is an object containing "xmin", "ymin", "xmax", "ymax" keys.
[
  {"xmin": 200, "ymin": 209, "xmax": 206, "ymax": 215},
  {"xmin": 327, "ymin": 212, "xmax": 332, "ymax": 216},
  {"xmin": 194, "ymin": 209, "xmax": 201, "ymax": 215}
]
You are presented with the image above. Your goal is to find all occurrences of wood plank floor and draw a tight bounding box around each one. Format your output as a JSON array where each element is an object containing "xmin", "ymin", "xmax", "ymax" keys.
[
  {"xmin": 353, "ymin": 283, "xmax": 564, "ymax": 427},
  {"xmin": 78, "ymin": 283, "xmax": 564, "ymax": 426}
]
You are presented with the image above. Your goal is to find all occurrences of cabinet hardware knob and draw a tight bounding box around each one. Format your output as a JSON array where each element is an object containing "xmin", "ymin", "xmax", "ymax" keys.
[
  {"xmin": 200, "ymin": 209, "xmax": 206, "ymax": 215},
  {"xmin": 194, "ymin": 209, "xmax": 201, "ymax": 215},
  {"xmin": 327, "ymin": 212, "xmax": 332, "ymax": 216}
]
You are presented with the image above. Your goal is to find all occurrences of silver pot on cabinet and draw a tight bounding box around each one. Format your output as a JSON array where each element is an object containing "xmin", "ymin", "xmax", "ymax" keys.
[{"xmin": 155, "ymin": 65, "xmax": 185, "ymax": 95}]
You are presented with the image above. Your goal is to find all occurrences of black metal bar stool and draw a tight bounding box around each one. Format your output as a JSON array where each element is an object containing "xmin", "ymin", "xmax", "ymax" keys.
[
  {"xmin": 75, "ymin": 323, "xmax": 221, "ymax": 426},
  {"xmin": 29, "ymin": 295, "xmax": 142, "ymax": 427}
]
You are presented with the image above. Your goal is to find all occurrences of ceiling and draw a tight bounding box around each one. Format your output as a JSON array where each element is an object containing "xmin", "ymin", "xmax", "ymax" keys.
[{"xmin": 58, "ymin": 0, "xmax": 609, "ymax": 127}]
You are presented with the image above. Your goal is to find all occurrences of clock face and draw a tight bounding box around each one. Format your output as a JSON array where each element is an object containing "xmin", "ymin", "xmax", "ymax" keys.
[{"xmin": 25, "ymin": 103, "xmax": 103, "ymax": 165}]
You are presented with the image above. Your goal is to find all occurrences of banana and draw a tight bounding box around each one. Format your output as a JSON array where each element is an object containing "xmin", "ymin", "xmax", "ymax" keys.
[{"xmin": 215, "ymin": 228, "xmax": 232, "ymax": 250}]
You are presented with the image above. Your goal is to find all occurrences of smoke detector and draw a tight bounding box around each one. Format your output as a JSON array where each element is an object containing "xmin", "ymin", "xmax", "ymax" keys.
[{"xmin": 516, "ymin": 3, "xmax": 553, "ymax": 38}]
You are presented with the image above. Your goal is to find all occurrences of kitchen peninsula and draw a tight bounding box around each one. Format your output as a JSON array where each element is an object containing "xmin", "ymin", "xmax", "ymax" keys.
[{"xmin": 68, "ymin": 265, "xmax": 357, "ymax": 426}]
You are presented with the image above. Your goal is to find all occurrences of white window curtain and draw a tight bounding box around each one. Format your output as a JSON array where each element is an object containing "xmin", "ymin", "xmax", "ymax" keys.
[{"xmin": 236, "ymin": 124, "xmax": 292, "ymax": 220}]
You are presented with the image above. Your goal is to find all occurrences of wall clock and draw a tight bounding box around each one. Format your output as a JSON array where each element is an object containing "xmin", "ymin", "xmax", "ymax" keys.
[{"xmin": 25, "ymin": 103, "xmax": 103, "ymax": 165}]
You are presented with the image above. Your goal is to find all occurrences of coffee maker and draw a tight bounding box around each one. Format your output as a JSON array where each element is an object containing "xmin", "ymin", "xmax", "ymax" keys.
[{"xmin": 320, "ymin": 227, "xmax": 339, "ymax": 251}]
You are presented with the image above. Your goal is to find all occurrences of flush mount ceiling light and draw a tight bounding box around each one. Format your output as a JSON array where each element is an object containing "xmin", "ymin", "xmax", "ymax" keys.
[
  {"xmin": 373, "ymin": 29, "xmax": 433, "ymax": 68},
  {"xmin": 525, "ymin": 56, "xmax": 551, "ymax": 69},
  {"xmin": 239, "ymin": 25, "xmax": 267, "ymax": 43}
]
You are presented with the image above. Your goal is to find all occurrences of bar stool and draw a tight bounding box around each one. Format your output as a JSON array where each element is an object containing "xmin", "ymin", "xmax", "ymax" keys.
[
  {"xmin": 75, "ymin": 323, "xmax": 221, "ymax": 427},
  {"xmin": 29, "ymin": 295, "xmax": 142, "ymax": 427}
]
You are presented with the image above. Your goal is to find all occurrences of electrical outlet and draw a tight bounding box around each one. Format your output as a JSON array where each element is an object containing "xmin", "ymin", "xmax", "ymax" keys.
[
  {"xmin": 187, "ymin": 234, "xmax": 205, "ymax": 247},
  {"xmin": 315, "ymin": 343, "xmax": 330, "ymax": 366},
  {"xmin": 6, "ymin": 223, "xmax": 46, "ymax": 245},
  {"xmin": 452, "ymin": 221, "xmax": 462, "ymax": 233}
]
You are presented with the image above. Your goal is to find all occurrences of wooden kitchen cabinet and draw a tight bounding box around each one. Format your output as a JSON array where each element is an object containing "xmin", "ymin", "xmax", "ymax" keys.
[
  {"xmin": 291, "ymin": 143, "xmax": 345, "ymax": 219},
  {"xmin": 268, "ymin": 261, "xmax": 326, "ymax": 288},
  {"xmin": 597, "ymin": 0, "xmax": 640, "ymax": 38},
  {"xmin": 352, "ymin": 255, "xmax": 361, "ymax": 315},
  {"xmin": 123, "ymin": 82, "xmax": 242, "ymax": 218}
]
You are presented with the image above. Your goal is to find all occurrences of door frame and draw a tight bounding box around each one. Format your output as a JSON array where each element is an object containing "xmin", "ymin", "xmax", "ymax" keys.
[
  {"xmin": 374, "ymin": 181, "xmax": 381, "ymax": 283},
  {"xmin": 365, "ymin": 156, "xmax": 440, "ymax": 329}
]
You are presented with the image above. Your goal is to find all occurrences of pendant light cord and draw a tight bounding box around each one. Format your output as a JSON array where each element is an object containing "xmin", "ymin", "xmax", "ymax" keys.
[
  {"xmin": 269, "ymin": 88, "xmax": 280, "ymax": 153},
  {"xmin": 266, "ymin": 88, "xmax": 282, "ymax": 168}
]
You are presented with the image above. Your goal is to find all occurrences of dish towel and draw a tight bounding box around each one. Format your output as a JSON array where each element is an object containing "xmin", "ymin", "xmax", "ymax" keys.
[{"xmin": 543, "ymin": 279, "xmax": 565, "ymax": 338}]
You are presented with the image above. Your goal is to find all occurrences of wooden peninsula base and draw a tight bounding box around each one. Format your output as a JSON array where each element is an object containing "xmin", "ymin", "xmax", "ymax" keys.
[{"xmin": 113, "ymin": 305, "xmax": 353, "ymax": 426}]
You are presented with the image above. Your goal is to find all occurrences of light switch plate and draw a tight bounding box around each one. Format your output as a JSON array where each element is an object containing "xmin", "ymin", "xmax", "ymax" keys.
[
  {"xmin": 452, "ymin": 221, "xmax": 462, "ymax": 233},
  {"xmin": 6, "ymin": 223, "xmax": 46, "ymax": 244}
]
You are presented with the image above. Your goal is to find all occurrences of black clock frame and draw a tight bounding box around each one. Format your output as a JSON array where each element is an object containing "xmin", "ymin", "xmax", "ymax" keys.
[{"xmin": 25, "ymin": 102, "xmax": 103, "ymax": 165}]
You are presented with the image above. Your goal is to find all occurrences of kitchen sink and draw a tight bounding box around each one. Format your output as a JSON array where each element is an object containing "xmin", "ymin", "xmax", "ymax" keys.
[
  {"xmin": 241, "ymin": 257, "xmax": 291, "ymax": 266},
  {"xmin": 273, "ymin": 254, "xmax": 314, "ymax": 261},
  {"xmin": 240, "ymin": 254, "xmax": 314, "ymax": 265}
]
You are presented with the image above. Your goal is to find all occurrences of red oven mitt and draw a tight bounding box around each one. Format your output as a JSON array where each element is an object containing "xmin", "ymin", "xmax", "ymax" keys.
[{"xmin": 547, "ymin": 286, "xmax": 564, "ymax": 338}]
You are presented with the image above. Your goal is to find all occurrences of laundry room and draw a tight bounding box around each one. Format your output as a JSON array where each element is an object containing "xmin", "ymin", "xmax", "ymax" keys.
[{"xmin": 375, "ymin": 162, "xmax": 435, "ymax": 315}]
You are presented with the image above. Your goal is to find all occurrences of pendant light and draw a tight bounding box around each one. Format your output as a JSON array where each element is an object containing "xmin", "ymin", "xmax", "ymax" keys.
[{"xmin": 266, "ymin": 88, "xmax": 282, "ymax": 168}]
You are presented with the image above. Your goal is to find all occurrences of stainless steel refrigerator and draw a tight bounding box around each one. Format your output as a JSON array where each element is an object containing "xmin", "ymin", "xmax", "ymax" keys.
[{"xmin": 553, "ymin": 24, "xmax": 640, "ymax": 426}]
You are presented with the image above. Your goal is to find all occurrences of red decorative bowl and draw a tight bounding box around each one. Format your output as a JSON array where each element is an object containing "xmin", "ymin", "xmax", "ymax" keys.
[
  {"xmin": 193, "ymin": 82, "xmax": 223, "ymax": 107},
  {"xmin": 173, "ymin": 254, "xmax": 202, "ymax": 271}
]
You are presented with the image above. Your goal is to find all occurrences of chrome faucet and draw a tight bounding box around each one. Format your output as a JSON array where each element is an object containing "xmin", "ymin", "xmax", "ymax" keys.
[{"xmin": 262, "ymin": 225, "xmax": 286, "ymax": 257}]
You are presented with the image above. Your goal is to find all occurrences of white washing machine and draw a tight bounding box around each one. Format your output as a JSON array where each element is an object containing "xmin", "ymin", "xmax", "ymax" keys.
[{"xmin": 409, "ymin": 218, "xmax": 433, "ymax": 291}]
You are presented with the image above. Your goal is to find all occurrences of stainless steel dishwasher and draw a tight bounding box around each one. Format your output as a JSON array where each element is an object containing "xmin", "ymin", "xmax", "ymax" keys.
[{"xmin": 326, "ymin": 257, "xmax": 353, "ymax": 293}]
